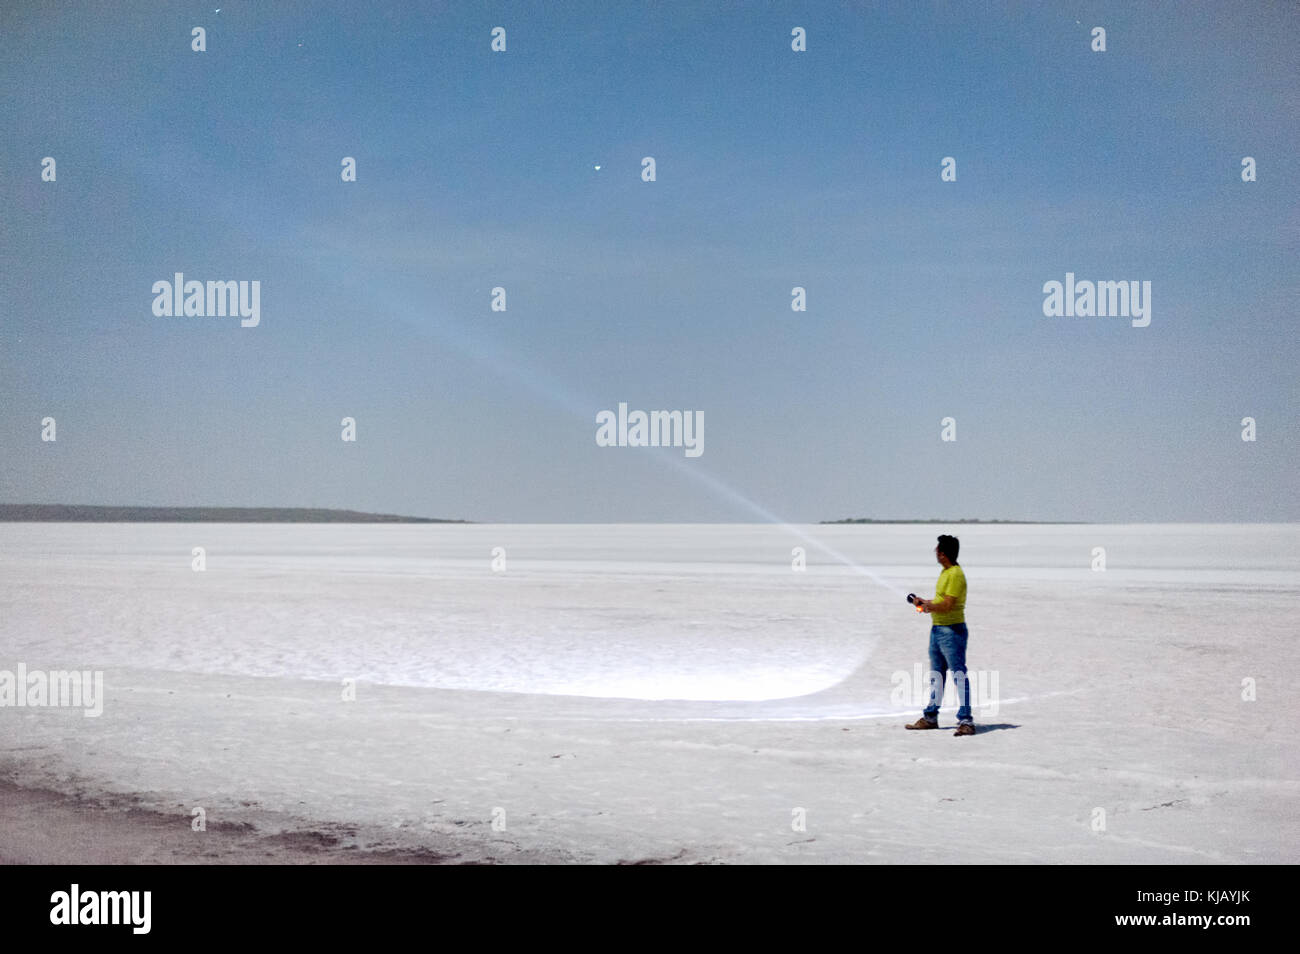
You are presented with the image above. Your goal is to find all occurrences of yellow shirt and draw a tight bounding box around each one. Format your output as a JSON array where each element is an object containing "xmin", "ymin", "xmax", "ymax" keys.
[{"xmin": 932, "ymin": 565, "xmax": 966, "ymax": 625}]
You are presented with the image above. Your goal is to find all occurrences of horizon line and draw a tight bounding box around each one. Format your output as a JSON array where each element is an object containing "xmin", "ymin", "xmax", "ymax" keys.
[{"xmin": 0, "ymin": 505, "xmax": 1293, "ymax": 525}]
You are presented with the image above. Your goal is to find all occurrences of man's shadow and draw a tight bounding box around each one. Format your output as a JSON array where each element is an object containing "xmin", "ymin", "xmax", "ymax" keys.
[{"xmin": 969, "ymin": 723, "xmax": 1019, "ymax": 734}]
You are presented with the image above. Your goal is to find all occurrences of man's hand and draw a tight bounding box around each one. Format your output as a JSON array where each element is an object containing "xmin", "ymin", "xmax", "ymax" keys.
[{"xmin": 922, "ymin": 596, "xmax": 951, "ymax": 614}]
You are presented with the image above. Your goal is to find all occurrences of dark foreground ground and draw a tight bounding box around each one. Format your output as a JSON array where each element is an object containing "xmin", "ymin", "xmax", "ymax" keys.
[{"xmin": 0, "ymin": 780, "xmax": 547, "ymax": 865}]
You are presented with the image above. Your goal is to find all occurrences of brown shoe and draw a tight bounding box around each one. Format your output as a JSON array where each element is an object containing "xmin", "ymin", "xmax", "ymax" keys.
[
  {"xmin": 953, "ymin": 723, "xmax": 976, "ymax": 736},
  {"xmin": 905, "ymin": 716, "xmax": 939, "ymax": 730}
]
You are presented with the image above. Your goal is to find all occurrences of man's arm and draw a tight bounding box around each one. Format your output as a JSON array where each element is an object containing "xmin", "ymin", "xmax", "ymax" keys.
[{"xmin": 920, "ymin": 595, "xmax": 954, "ymax": 613}]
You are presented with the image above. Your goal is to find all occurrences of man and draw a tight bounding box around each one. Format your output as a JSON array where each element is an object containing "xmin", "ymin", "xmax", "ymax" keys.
[{"xmin": 905, "ymin": 534, "xmax": 975, "ymax": 736}]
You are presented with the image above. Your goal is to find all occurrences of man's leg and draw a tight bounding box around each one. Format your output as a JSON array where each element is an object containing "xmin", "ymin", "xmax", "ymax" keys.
[
  {"xmin": 941, "ymin": 623, "xmax": 973, "ymax": 725},
  {"xmin": 924, "ymin": 625, "xmax": 949, "ymax": 723}
]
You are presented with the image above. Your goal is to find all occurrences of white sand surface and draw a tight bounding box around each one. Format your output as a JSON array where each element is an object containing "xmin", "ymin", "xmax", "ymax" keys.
[{"xmin": 1, "ymin": 523, "xmax": 1295, "ymax": 863}]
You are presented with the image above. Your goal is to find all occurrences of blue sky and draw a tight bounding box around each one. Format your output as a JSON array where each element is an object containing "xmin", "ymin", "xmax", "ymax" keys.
[{"xmin": 2, "ymin": 0, "xmax": 1296, "ymax": 521}]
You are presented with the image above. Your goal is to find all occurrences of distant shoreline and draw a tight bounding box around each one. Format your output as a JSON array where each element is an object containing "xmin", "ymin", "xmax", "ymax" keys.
[
  {"xmin": 819, "ymin": 518, "xmax": 1085, "ymax": 525},
  {"xmin": 0, "ymin": 505, "xmax": 468, "ymax": 524}
]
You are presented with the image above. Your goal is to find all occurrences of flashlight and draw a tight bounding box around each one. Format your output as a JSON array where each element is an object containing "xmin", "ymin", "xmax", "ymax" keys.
[{"xmin": 906, "ymin": 593, "xmax": 925, "ymax": 613}]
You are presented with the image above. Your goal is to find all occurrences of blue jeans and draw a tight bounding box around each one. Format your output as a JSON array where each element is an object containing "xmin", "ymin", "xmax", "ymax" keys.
[{"xmin": 924, "ymin": 623, "xmax": 973, "ymax": 724}]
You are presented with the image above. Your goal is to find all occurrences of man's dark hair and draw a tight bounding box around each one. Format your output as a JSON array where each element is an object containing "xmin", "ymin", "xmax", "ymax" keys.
[{"xmin": 937, "ymin": 534, "xmax": 960, "ymax": 564}]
